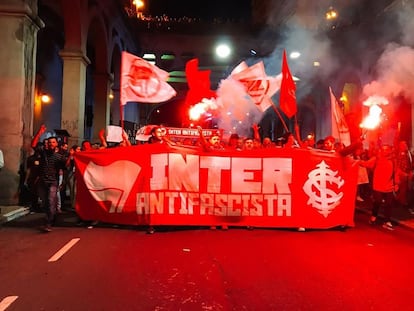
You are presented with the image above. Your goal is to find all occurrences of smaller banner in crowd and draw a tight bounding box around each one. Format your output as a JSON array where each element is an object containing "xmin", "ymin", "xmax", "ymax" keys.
[
  {"xmin": 136, "ymin": 125, "xmax": 222, "ymax": 142},
  {"xmin": 74, "ymin": 144, "xmax": 358, "ymax": 229}
]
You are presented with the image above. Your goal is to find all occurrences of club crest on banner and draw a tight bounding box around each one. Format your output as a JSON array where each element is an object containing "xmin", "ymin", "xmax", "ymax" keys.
[{"xmin": 302, "ymin": 161, "xmax": 344, "ymax": 218}]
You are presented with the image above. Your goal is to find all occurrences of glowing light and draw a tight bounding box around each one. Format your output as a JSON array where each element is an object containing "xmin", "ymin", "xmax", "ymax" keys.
[
  {"xmin": 132, "ymin": 0, "xmax": 144, "ymax": 10},
  {"xmin": 313, "ymin": 61, "xmax": 320, "ymax": 67},
  {"xmin": 215, "ymin": 44, "xmax": 231, "ymax": 59},
  {"xmin": 360, "ymin": 104, "xmax": 382, "ymax": 129},
  {"xmin": 189, "ymin": 98, "xmax": 217, "ymax": 121},
  {"xmin": 326, "ymin": 7, "xmax": 338, "ymax": 20},
  {"xmin": 360, "ymin": 95, "xmax": 389, "ymax": 130},
  {"xmin": 143, "ymin": 53, "xmax": 156, "ymax": 60},
  {"xmin": 189, "ymin": 105, "xmax": 205, "ymax": 121},
  {"xmin": 41, "ymin": 94, "xmax": 51, "ymax": 103},
  {"xmin": 290, "ymin": 51, "xmax": 301, "ymax": 59}
]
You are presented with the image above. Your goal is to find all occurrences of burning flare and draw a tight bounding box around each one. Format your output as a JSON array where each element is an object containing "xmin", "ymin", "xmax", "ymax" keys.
[
  {"xmin": 189, "ymin": 98, "xmax": 217, "ymax": 121},
  {"xmin": 360, "ymin": 95, "xmax": 388, "ymax": 130}
]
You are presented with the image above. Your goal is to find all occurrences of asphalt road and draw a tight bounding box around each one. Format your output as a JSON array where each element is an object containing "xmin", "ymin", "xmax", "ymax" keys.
[{"xmin": 1, "ymin": 210, "xmax": 414, "ymax": 311}]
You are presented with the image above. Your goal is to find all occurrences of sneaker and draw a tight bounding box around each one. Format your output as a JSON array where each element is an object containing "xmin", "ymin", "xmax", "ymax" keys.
[
  {"xmin": 408, "ymin": 208, "xmax": 414, "ymax": 215},
  {"xmin": 368, "ymin": 216, "xmax": 376, "ymax": 225},
  {"xmin": 146, "ymin": 227, "xmax": 155, "ymax": 234},
  {"xmin": 221, "ymin": 225, "xmax": 228, "ymax": 230},
  {"xmin": 382, "ymin": 222, "xmax": 394, "ymax": 230},
  {"xmin": 356, "ymin": 196, "xmax": 364, "ymax": 202},
  {"xmin": 43, "ymin": 225, "xmax": 52, "ymax": 232},
  {"xmin": 298, "ymin": 227, "xmax": 306, "ymax": 232},
  {"xmin": 210, "ymin": 226, "xmax": 217, "ymax": 230}
]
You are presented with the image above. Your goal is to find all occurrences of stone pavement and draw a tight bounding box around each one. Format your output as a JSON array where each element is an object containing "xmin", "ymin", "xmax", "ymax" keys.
[{"xmin": 2, "ymin": 200, "xmax": 414, "ymax": 230}]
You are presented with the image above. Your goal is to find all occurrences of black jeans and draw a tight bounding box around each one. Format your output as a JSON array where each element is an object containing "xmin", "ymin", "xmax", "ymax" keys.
[
  {"xmin": 371, "ymin": 190, "xmax": 394, "ymax": 223},
  {"xmin": 37, "ymin": 181, "xmax": 59, "ymax": 226}
]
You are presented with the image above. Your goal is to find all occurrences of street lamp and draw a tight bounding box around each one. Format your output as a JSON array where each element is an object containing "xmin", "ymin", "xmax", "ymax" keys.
[
  {"xmin": 325, "ymin": 6, "xmax": 338, "ymax": 20},
  {"xmin": 132, "ymin": 0, "xmax": 144, "ymax": 10},
  {"xmin": 125, "ymin": 0, "xmax": 145, "ymax": 19},
  {"xmin": 34, "ymin": 92, "xmax": 52, "ymax": 132},
  {"xmin": 40, "ymin": 94, "xmax": 51, "ymax": 103},
  {"xmin": 215, "ymin": 43, "xmax": 232, "ymax": 59}
]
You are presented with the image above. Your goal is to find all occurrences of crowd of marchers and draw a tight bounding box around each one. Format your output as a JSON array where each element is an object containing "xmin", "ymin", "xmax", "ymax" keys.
[{"xmin": 16, "ymin": 123, "xmax": 413, "ymax": 233}]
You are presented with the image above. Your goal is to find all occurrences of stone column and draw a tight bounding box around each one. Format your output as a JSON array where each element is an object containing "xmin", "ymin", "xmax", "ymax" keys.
[
  {"xmin": 92, "ymin": 72, "xmax": 111, "ymax": 141},
  {"xmin": 0, "ymin": 0, "xmax": 43, "ymax": 204},
  {"xmin": 59, "ymin": 50, "xmax": 90, "ymax": 147}
]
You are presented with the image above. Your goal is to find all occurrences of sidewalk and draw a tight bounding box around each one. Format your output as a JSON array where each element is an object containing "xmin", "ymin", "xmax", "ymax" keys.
[
  {"xmin": 0, "ymin": 206, "xmax": 30, "ymax": 224},
  {"xmin": 0, "ymin": 205, "xmax": 80, "ymax": 228}
]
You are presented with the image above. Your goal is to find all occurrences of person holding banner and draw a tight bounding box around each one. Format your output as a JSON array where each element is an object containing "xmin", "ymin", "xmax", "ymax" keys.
[
  {"xmin": 197, "ymin": 126, "xmax": 228, "ymax": 230},
  {"xmin": 197, "ymin": 126, "xmax": 224, "ymax": 151},
  {"xmin": 323, "ymin": 136, "xmax": 336, "ymax": 152},
  {"xmin": 148, "ymin": 126, "xmax": 175, "ymax": 145},
  {"xmin": 145, "ymin": 126, "xmax": 174, "ymax": 234},
  {"xmin": 395, "ymin": 140, "xmax": 413, "ymax": 212},
  {"xmin": 227, "ymin": 133, "xmax": 240, "ymax": 150},
  {"xmin": 359, "ymin": 144, "xmax": 399, "ymax": 230}
]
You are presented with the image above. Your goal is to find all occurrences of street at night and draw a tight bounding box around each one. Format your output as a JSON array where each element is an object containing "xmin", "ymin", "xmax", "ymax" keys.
[
  {"xmin": 1, "ymin": 210, "xmax": 414, "ymax": 310},
  {"xmin": 1, "ymin": 1, "xmax": 414, "ymax": 310}
]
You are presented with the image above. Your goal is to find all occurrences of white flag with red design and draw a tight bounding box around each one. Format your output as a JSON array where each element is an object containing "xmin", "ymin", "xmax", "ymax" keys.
[
  {"xmin": 120, "ymin": 51, "xmax": 176, "ymax": 105},
  {"xmin": 229, "ymin": 61, "xmax": 282, "ymax": 112},
  {"xmin": 330, "ymin": 86, "xmax": 351, "ymax": 146}
]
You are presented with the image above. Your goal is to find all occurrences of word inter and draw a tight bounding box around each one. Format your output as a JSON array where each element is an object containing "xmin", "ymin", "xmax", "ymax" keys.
[{"xmin": 135, "ymin": 153, "xmax": 293, "ymax": 216}]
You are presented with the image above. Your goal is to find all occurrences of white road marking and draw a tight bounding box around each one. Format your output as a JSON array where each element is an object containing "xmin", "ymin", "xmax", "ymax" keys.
[
  {"xmin": 0, "ymin": 296, "xmax": 18, "ymax": 311},
  {"xmin": 48, "ymin": 238, "xmax": 80, "ymax": 262}
]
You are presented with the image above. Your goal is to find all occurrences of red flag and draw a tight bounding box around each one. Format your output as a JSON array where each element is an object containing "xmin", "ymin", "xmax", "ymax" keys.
[
  {"xmin": 329, "ymin": 87, "xmax": 351, "ymax": 146},
  {"xmin": 184, "ymin": 58, "xmax": 216, "ymax": 106},
  {"xmin": 120, "ymin": 51, "xmax": 176, "ymax": 105},
  {"xmin": 279, "ymin": 50, "xmax": 297, "ymax": 118}
]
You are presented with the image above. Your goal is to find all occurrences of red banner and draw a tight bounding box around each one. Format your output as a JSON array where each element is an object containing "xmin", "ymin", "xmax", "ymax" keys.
[{"xmin": 74, "ymin": 145, "xmax": 358, "ymax": 229}]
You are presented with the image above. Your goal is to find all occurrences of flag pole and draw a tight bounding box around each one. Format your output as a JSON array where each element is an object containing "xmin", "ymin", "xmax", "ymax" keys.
[
  {"xmin": 120, "ymin": 103, "xmax": 124, "ymax": 131},
  {"xmin": 294, "ymin": 114, "xmax": 302, "ymax": 145},
  {"xmin": 120, "ymin": 51, "xmax": 125, "ymax": 131},
  {"xmin": 271, "ymin": 104, "xmax": 289, "ymax": 133}
]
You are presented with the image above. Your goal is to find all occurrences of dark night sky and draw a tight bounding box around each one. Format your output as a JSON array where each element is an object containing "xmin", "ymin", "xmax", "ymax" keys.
[{"xmin": 146, "ymin": 0, "xmax": 252, "ymax": 20}]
